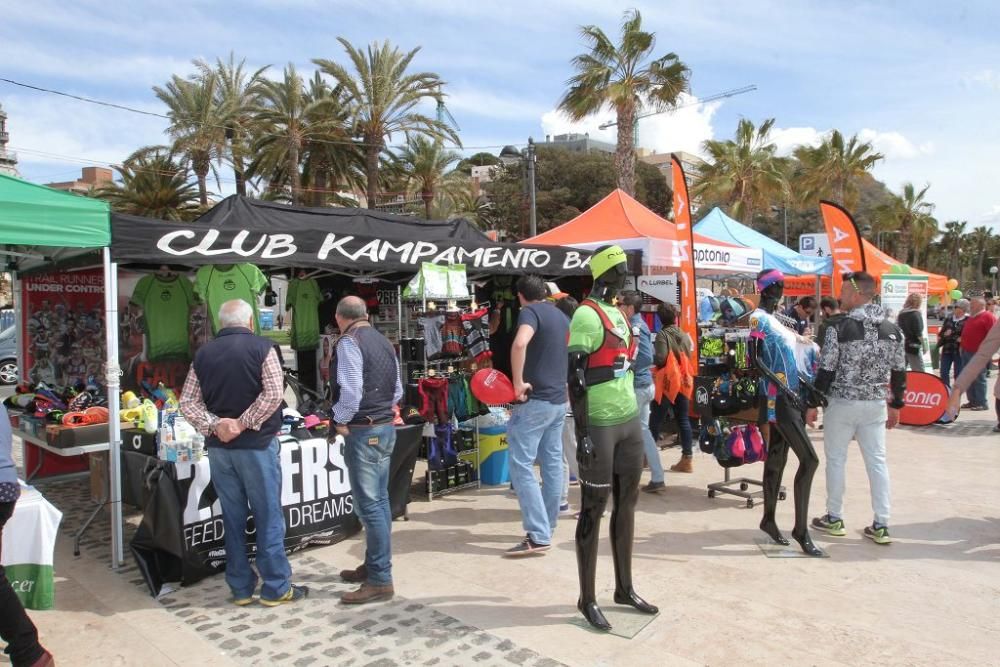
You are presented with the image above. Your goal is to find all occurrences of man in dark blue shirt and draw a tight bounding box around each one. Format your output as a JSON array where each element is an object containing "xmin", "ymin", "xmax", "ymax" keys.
[{"xmin": 505, "ymin": 275, "xmax": 570, "ymax": 557}]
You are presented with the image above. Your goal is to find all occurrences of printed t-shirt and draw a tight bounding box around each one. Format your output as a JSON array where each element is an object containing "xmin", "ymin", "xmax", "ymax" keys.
[
  {"xmin": 517, "ymin": 302, "xmax": 569, "ymax": 404},
  {"xmin": 130, "ymin": 274, "xmax": 197, "ymax": 360},
  {"xmin": 568, "ymin": 299, "xmax": 638, "ymax": 426},
  {"xmin": 194, "ymin": 264, "xmax": 268, "ymax": 334},
  {"xmin": 287, "ymin": 278, "xmax": 322, "ymax": 351}
]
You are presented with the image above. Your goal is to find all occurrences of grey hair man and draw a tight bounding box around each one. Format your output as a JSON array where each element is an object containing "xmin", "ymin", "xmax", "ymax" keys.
[
  {"xmin": 180, "ymin": 299, "xmax": 307, "ymax": 606},
  {"xmin": 330, "ymin": 296, "xmax": 403, "ymax": 604}
]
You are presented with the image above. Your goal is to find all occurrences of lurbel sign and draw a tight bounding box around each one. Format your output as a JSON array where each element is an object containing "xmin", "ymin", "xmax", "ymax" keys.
[
  {"xmin": 637, "ymin": 274, "xmax": 679, "ymax": 305},
  {"xmin": 898, "ymin": 371, "xmax": 949, "ymax": 426}
]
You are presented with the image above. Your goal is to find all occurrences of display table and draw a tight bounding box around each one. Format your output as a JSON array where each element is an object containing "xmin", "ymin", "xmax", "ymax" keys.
[
  {"xmin": 130, "ymin": 426, "xmax": 423, "ymax": 596},
  {"xmin": 1, "ymin": 482, "xmax": 63, "ymax": 610},
  {"xmin": 13, "ymin": 427, "xmax": 109, "ymax": 556}
]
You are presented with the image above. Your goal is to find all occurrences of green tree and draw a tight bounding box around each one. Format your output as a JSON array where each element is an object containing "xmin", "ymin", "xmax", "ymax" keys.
[
  {"xmin": 874, "ymin": 182, "xmax": 934, "ymax": 266},
  {"xmin": 248, "ymin": 64, "xmax": 338, "ymax": 205},
  {"xmin": 153, "ymin": 72, "xmax": 225, "ymax": 207},
  {"xmin": 909, "ymin": 214, "xmax": 939, "ymax": 269},
  {"xmin": 969, "ymin": 225, "xmax": 994, "ymax": 280},
  {"xmin": 395, "ymin": 135, "xmax": 461, "ymax": 219},
  {"xmin": 938, "ymin": 220, "xmax": 968, "ymax": 278},
  {"xmin": 96, "ymin": 146, "xmax": 201, "ymax": 220},
  {"xmin": 314, "ymin": 40, "xmax": 458, "ymax": 210},
  {"xmin": 793, "ymin": 130, "xmax": 883, "ymax": 211},
  {"xmin": 197, "ymin": 53, "xmax": 268, "ymax": 197},
  {"xmin": 559, "ymin": 9, "xmax": 689, "ymax": 196},
  {"xmin": 693, "ymin": 118, "xmax": 788, "ymax": 225},
  {"xmin": 300, "ymin": 72, "xmax": 364, "ymax": 207}
]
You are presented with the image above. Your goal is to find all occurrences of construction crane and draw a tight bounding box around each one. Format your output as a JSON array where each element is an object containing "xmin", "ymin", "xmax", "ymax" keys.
[
  {"xmin": 436, "ymin": 85, "xmax": 460, "ymax": 135},
  {"xmin": 598, "ymin": 84, "xmax": 757, "ymax": 141}
]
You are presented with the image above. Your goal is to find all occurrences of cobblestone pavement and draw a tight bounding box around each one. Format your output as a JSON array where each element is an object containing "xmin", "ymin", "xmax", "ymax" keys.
[{"xmin": 41, "ymin": 479, "xmax": 566, "ymax": 667}]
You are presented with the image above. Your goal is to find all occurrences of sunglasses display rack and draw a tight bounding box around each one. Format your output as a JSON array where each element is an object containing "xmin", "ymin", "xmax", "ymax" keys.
[
  {"xmin": 695, "ymin": 324, "xmax": 786, "ymax": 509},
  {"xmin": 398, "ymin": 287, "xmax": 483, "ymax": 501}
]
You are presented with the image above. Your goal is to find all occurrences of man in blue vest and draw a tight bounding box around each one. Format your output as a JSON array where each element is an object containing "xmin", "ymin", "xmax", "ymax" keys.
[
  {"xmin": 331, "ymin": 296, "xmax": 403, "ymax": 604},
  {"xmin": 180, "ymin": 299, "xmax": 307, "ymax": 607}
]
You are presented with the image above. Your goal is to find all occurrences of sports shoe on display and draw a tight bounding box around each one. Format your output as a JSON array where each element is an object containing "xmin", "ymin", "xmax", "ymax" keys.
[
  {"xmin": 259, "ymin": 584, "xmax": 309, "ymax": 607},
  {"xmin": 641, "ymin": 481, "xmax": 666, "ymax": 493},
  {"xmin": 864, "ymin": 524, "xmax": 892, "ymax": 545},
  {"xmin": 503, "ymin": 535, "xmax": 551, "ymax": 557},
  {"xmin": 812, "ymin": 513, "xmax": 847, "ymax": 537}
]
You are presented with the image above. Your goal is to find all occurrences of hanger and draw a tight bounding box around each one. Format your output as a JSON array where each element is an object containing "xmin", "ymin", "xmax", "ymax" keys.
[{"xmin": 156, "ymin": 264, "xmax": 175, "ymax": 279}]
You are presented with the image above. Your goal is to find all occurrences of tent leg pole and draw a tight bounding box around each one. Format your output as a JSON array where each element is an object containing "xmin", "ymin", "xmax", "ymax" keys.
[
  {"xmin": 103, "ymin": 248, "xmax": 124, "ymax": 568},
  {"xmin": 815, "ymin": 276, "xmax": 821, "ymax": 330}
]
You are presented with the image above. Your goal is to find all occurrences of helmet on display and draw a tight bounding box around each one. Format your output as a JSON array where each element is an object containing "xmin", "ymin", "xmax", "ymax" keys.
[{"xmin": 589, "ymin": 245, "xmax": 628, "ymax": 281}]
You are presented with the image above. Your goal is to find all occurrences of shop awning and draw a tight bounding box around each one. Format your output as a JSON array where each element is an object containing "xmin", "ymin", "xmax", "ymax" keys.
[
  {"xmin": 110, "ymin": 196, "xmax": 589, "ymax": 276},
  {"xmin": 694, "ymin": 206, "xmax": 832, "ymax": 276},
  {"xmin": 0, "ymin": 173, "xmax": 109, "ymax": 248},
  {"xmin": 525, "ymin": 189, "xmax": 762, "ymax": 274}
]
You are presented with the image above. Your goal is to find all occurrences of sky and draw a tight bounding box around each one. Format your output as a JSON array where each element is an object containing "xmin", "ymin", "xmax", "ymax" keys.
[{"xmin": 2, "ymin": 0, "xmax": 999, "ymax": 232}]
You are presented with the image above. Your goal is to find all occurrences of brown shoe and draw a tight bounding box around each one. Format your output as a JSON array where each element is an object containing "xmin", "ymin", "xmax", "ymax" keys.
[
  {"xmin": 339, "ymin": 564, "xmax": 367, "ymax": 583},
  {"xmin": 669, "ymin": 455, "xmax": 693, "ymax": 473},
  {"xmin": 341, "ymin": 582, "xmax": 394, "ymax": 605}
]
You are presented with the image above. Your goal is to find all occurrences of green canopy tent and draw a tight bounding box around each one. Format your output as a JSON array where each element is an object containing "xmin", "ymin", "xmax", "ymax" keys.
[{"xmin": 0, "ymin": 173, "xmax": 124, "ymax": 568}]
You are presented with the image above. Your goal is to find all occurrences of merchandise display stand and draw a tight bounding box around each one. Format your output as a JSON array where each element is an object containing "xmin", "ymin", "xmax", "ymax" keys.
[
  {"xmin": 399, "ymin": 287, "xmax": 482, "ymax": 500},
  {"xmin": 707, "ymin": 466, "xmax": 784, "ymax": 509}
]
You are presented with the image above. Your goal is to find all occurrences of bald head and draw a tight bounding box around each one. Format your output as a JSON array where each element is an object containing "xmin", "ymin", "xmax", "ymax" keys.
[
  {"xmin": 335, "ymin": 296, "xmax": 368, "ymax": 329},
  {"xmin": 218, "ymin": 299, "xmax": 254, "ymax": 330},
  {"xmin": 971, "ymin": 296, "xmax": 986, "ymax": 314}
]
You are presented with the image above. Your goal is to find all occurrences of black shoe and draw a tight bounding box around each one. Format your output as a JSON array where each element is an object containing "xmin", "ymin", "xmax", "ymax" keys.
[
  {"xmin": 641, "ymin": 481, "xmax": 666, "ymax": 493},
  {"xmin": 613, "ymin": 588, "xmax": 659, "ymax": 614},
  {"xmin": 503, "ymin": 535, "xmax": 550, "ymax": 557},
  {"xmin": 577, "ymin": 599, "xmax": 612, "ymax": 631}
]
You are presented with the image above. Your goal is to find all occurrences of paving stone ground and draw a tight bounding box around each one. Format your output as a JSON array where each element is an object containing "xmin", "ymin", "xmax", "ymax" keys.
[{"xmin": 39, "ymin": 479, "xmax": 566, "ymax": 667}]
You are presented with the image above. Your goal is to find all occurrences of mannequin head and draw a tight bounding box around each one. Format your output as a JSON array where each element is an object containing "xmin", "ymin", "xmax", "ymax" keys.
[
  {"xmin": 756, "ymin": 269, "xmax": 785, "ymax": 313},
  {"xmin": 589, "ymin": 245, "xmax": 628, "ymax": 303}
]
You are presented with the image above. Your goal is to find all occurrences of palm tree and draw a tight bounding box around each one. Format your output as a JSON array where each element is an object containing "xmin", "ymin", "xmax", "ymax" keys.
[
  {"xmin": 692, "ymin": 118, "xmax": 788, "ymax": 224},
  {"xmin": 248, "ymin": 64, "xmax": 340, "ymax": 206},
  {"xmin": 153, "ymin": 72, "xmax": 225, "ymax": 207},
  {"xmin": 793, "ymin": 130, "xmax": 883, "ymax": 210},
  {"xmin": 558, "ymin": 9, "xmax": 689, "ymax": 196},
  {"xmin": 197, "ymin": 53, "xmax": 268, "ymax": 197},
  {"xmin": 874, "ymin": 182, "xmax": 933, "ymax": 265},
  {"xmin": 96, "ymin": 146, "xmax": 201, "ymax": 220},
  {"xmin": 939, "ymin": 220, "xmax": 968, "ymax": 278},
  {"xmin": 910, "ymin": 214, "xmax": 939, "ymax": 269},
  {"xmin": 314, "ymin": 40, "xmax": 458, "ymax": 209},
  {"xmin": 969, "ymin": 225, "xmax": 994, "ymax": 280},
  {"xmin": 300, "ymin": 72, "xmax": 364, "ymax": 207},
  {"xmin": 395, "ymin": 135, "xmax": 461, "ymax": 219}
]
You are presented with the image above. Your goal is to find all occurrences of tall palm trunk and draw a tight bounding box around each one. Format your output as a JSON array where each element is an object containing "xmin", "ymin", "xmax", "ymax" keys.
[
  {"xmin": 227, "ymin": 128, "xmax": 247, "ymax": 197},
  {"xmin": 193, "ymin": 155, "xmax": 209, "ymax": 208},
  {"xmin": 313, "ymin": 167, "xmax": 328, "ymax": 207},
  {"xmin": 614, "ymin": 103, "xmax": 637, "ymax": 196},
  {"xmin": 288, "ymin": 143, "xmax": 301, "ymax": 205},
  {"xmin": 365, "ymin": 135, "xmax": 380, "ymax": 209},
  {"xmin": 423, "ymin": 188, "xmax": 434, "ymax": 220},
  {"xmin": 897, "ymin": 219, "xmax": 911, "ymax": 266}
]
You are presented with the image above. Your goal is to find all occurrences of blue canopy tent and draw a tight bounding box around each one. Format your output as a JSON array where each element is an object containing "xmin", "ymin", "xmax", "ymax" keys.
[{"xmin": 694, "ymin": 207, "xmax": 832, "ymax": 276}]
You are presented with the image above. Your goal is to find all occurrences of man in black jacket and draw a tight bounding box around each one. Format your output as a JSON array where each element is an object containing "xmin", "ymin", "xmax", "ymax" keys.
[{"xmin": 808, "ymin": 272, "xmax": 905, "ymax": 546}]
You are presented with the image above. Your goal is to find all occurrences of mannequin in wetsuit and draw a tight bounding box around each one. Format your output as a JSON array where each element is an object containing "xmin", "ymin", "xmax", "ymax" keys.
[
  {"xmin": 748, "ymin": 269, "xmax": 825, "ymax": 556},
  {"xmin": 569, "ymin": 245, "xmax": 658, "ymax": 632}
]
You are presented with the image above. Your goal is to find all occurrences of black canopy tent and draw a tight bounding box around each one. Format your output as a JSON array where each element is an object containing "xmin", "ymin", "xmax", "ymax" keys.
[{"xmin": 110, "ymin": 196, "xmax": 592, "ymax": 276}]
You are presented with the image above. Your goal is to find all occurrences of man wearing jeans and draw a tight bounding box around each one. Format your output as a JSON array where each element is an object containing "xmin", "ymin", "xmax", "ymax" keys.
[
  {"xmin": 505, "ymin": 275, "xmax": 570, "ymax": 556},
  {"xmin": 330, "ymin": 296, "xmax": 403, "ymax": 603},
  {"xmin": 808, "ymin": 272, "xmax": 906, "ymax": 545},
  {"xmin": 181, "ymin": 299, "xmax": 306, "ymax": 606},
  {"xmin": 617, "ymin": 292, "xmax": 664, "ymax": 493},
  {"xmin": 958, "ymin": 296, "xmax": 996, "ymax": 411}
]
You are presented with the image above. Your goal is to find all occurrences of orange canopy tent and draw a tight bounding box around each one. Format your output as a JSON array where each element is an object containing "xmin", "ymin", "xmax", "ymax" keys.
[
  {"xmin": 784, "ymin": 239, "xmax": 948, "ymax": 296},
  {"xmin": 526, "ymin": 189, "xmax": 763, "ymax": 274}
]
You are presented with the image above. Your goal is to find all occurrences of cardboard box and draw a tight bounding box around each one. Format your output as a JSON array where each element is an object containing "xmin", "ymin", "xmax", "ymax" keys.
[
  {"xmin": 89, "ymin": 451, "xmax": 108, "ymax": 502},
  {"xmin": 45, "ymin": 422, "xmax": 131, "ymax": 449}
]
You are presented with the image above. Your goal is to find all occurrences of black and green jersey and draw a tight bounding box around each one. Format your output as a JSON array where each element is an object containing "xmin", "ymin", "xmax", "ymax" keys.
[
  {"xmin": 131, "ymin": 275, "xmax": 197, "ymax": 360},
  {"xmin": 194, "ymin": 264, "xmax": 268, "ymax": 334},
  {"xmin": 287, "ymin": 277, "xmax": 322, "ymax": 350}
]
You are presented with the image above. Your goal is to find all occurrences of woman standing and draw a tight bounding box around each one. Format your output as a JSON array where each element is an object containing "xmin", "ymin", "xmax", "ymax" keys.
[
  {"xmin": 651, "ymin": 304, "xmax": 695, "ymax": 477},
  {"xmin": 897, "ymin": 293, "xmax": 926, "ymax": 372}
]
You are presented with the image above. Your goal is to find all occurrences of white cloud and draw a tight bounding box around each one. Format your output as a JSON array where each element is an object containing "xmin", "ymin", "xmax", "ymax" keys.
[
  {"xmin": 857, "ymin": 129, "xmax": 934, "ymax": 160},
  {"xmin": 538, "ymin": 92, "xmax": 720, "ymax": 156},
  {"xmin": 445, "ymin": 87, "xmax": 547, "ymax": 122},
  {"xmin": 963, "ymin": 69, "xmax": 1000, "ymax": 91},
  {"xmin": 770, "ymin": 127, "xmax": 825, "ymax": 156}
]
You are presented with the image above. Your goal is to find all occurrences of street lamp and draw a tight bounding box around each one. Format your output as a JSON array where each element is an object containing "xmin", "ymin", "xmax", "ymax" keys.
[
  {"xmin": 770, "ymin": 204, "xmax": 788, "ymax": 247},
  {"xmin": 876, "ymin": 229, "xmax": 901, "ymax": 252},
  {"xmin": 990, "ymin": 266, "xmax": 998, "ymax": 294}
]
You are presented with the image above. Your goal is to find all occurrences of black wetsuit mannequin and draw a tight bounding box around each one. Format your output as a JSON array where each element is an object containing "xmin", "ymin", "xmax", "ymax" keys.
[
  {"xmin": 569, "ymin": 261, "xmax": 658, "ymax": 632},
  {"xmin": 749, "ymin": 280, "xmax": 824, "ymax": 557}
]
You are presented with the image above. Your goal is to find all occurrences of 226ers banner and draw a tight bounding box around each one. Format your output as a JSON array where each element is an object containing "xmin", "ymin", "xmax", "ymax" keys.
[
  {"xmin": 820, "ymin": 200, "xmax": 866, "ymax": 298},
  {"xmin": 130, "ymin": 436, "xmax": 361, "ymax": 595},
  {"xmin": 671, "ymin": 155, "xmax": 699, "ymax": 365}
]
